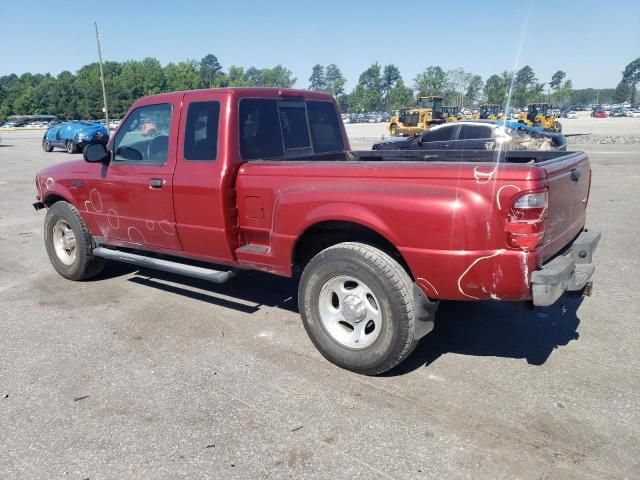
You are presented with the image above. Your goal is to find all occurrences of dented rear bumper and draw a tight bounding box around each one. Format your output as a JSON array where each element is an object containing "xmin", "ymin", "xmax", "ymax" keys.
[{"xmin": 531, "ymin": 229, "xmax": 601, "ymax": 306}]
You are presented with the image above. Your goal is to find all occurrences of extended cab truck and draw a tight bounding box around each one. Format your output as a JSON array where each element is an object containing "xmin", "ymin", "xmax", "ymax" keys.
[{"xmin": 33, "ymin": 88, "xmax": 600, "ymax": 375}]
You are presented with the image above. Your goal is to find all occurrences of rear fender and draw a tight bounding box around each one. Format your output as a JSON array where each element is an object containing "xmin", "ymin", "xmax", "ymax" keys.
[{"xmin": 299, "ymin": 202, "xmax": 398, "ymax": 245}]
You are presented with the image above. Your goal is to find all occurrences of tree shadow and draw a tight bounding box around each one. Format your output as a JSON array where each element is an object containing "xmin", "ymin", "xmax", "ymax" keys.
[{"xmin": 383, "ymin": 296, "xmax": 583, "ymax": 376}]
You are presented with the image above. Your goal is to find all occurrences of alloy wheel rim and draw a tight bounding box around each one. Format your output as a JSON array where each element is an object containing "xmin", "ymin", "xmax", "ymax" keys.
[
  {"xmin": 52, "ymin": 219, "xmax": 76, "ymax": 265},
  {"xmin": 318, "ymin": 275, "xmax": 382, "ymax": 349}
]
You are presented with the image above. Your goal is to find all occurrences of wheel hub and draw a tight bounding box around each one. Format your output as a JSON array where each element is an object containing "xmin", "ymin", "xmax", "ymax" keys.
[
  {"xmin": 61, "ymin": 232, "xmax": 75, "ymax": 250},
  {"xmin": 342, "ymin": 294, "xmax": 366, "ymax": 323}
]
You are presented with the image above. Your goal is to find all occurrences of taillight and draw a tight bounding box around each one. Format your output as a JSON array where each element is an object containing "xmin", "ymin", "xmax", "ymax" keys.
[{"xmin": 505, "ymin": 191, "xmax": 548, "ymax": 251}]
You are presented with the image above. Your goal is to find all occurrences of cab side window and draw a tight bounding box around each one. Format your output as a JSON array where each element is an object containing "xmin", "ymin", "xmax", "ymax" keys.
[
  {"xmin": 183, "ymin": 101, "xmax": 220, "ymax": 161},
  {"xmin": 114, "ymin": 103, "xmax": 172, "ymax": 164},
  {"xmin": 421, "ymin": 125, "xmax": 454, "ymax": 142},
  {"xmin": 458, "ymin": 125, "xmax": 493, "ymax": 140}
]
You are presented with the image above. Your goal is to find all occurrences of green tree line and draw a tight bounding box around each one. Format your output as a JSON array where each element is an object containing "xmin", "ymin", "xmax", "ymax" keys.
[
  {"xmin": 1, "ymin": 54, "xmax": 637, "ymax": 120},
  {"xmin": 0, "ymin": 54, "xmax": 296, "ymax": 120}
]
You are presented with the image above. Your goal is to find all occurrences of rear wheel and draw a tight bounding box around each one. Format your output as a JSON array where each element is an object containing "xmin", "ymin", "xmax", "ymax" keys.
[
  {"xmin": 42, "ymin": 137, "xmax": 53, "ymax": 152},
  {"xmin": 44, "ymin": 201, "xmax": 104, "ymax": 280},
  {"xmin": 298, "ymin": 242, "xmax": 418, "ymax": 375}
]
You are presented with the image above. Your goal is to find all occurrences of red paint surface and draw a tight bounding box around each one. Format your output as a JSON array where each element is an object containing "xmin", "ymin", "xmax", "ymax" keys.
[{"xmin": 36, "ymin": 88, "xmax": 592, "ymax": 302}]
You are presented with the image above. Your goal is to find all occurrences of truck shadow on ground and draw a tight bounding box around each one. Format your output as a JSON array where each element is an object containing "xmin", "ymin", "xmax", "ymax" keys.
[
  {"xmin": 100, "ymin": 264, "xmax": 301, "ymax": 315},
  {"xmin": 385, "ymin": 296, "xmax": 583, "ymax": 376},
  {"xmin": 98, "ymin": 263, "xmax": 582, "ymax": 375}
]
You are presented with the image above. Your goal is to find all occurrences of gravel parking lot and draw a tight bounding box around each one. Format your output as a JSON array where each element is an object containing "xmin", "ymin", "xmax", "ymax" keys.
[
  {"xmin": 346, "ymin": 115, "xmax": 640, "ymax": 150},
  {"xmin": 1, "ymin": 130, "xmax": 639, "ymax": 479}
]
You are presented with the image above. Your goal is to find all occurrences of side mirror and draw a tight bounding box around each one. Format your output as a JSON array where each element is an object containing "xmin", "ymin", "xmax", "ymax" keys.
[{"xmin": 84, "ymin": 143, "xmax": 109, "ymax": 163}]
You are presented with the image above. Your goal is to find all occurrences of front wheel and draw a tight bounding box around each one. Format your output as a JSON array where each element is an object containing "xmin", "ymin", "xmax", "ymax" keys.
[
  {"xmin": 42, "ymin": 137, "xmax": 53, "ymax": 152},
  {"xmin": 298, "ymin": 242, "xmax": 419, "ymax": 375},
  {"xmin": 44, "ymin": 201, "xmax": 104, "ymax": 280},
  {"xmin": 66, "ymin": 140, "xmax": 78, "ymax": 154},
  {"xmin": 389, "ymin": 124, "xmax": 398, "ymax": 136},
  {"xmin": 554, "ymin": 122, "xmax": 562, "ymax": 132}
]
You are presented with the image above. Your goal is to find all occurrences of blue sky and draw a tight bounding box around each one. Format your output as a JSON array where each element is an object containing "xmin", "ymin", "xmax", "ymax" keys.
[{"xmin": 1, "ymin": 0, "xmax": 638, "ymax": 90}]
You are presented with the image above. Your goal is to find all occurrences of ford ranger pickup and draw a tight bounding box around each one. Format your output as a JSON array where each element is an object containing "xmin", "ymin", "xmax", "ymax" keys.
[{"xmin": 33, "ymin": 88, "xmax": 600, "ymax": 375}]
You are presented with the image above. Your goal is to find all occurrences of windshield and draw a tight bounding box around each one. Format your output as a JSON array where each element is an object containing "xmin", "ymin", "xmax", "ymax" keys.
[{"xmin": 417, "ymin": 97, "xmax": 443, "ymax": 113}]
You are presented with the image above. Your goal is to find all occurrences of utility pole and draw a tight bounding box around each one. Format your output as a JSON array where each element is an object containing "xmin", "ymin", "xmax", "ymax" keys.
[{"xmin": 94, "ymin": 22, "xmax": 109, "ymax": 131}]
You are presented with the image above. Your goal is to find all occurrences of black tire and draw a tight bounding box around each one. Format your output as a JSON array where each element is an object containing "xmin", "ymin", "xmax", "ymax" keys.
[
  {"xmin": 66, "ymin": 140, "xmax": 78, "ymax": 154},
  {"xmin": 44, "ymin": 201, "xmax": 105, "ymax": 281},
  {"xmin": 555, "ymin": 122, "xmax": 562, "ymax": 133},
  {"xmin": 298, "ymin": 242, "xmax": 417, "ymax": 375},
  {"xmin": 390, "ymin": 124, "xmax": 398, "ymax": 136},
  {"xmin": 42, "ymin": 137, "xmax": 53, "ymax": 152}
]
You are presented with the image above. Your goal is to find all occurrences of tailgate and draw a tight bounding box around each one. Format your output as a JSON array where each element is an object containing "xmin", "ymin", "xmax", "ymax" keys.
[{"xmin": 540, "ymin": 152, "xmax": 591, "ymax": 262}]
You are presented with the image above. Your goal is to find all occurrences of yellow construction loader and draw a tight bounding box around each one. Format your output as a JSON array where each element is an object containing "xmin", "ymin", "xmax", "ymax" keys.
[
  {"xmin": 473, "ymin": 104, "xmax": 503, "ymax": 120},
  {"xmin": 388, "ymin": 96, "xmax": 444, "ymax": 136},
  {"xmin": 442, "ymin": 106, "xmax": 461, "ymax": 122},
  {"xmin": 517, "ymin": 103, "xmax": 562, "ymax": 131}
]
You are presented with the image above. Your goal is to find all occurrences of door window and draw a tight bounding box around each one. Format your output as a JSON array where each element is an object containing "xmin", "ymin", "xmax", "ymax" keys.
[
  {"xmin": 183, "ymin": 101, "xmax": 220, "ymax": 161},
  {"xmin": 421, "ymin": 125, "xmax": 455, "ymax": 142},
  {"xmin": 458, "ymin": 125, "xmax": 493, "ymax": 140},
  {"xmin": 114, "ymin": 103, "xmax": 172, "ymax": 164}
]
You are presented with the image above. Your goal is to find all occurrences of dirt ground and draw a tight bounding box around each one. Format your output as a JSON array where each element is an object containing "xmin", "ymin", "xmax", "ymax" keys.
[{"xmin": 1, "ymin": 131, "xmax": 639, "ymax": 479}]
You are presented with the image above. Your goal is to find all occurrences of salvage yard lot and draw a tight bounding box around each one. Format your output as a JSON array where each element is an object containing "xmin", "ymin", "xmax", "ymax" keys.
[{"xmin": 1, "ymin": 131, "xmax": 639, "ymax": 479}]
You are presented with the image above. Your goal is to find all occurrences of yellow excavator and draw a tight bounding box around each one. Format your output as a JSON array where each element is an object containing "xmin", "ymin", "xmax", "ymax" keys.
[
  {"xmin": 442, "ymin": 106, "xmax": 461, "ymax": 122},
  {"xmin": 388, "ymin": 96, "xmax": 444, "ymax": 136},
  {"xmin": 473, "ymin": 104, "xmax": 503, "ymax": 120},
  {"xmin": 517, "ymin": 103, "xmax": 562, "ymax": 131}
]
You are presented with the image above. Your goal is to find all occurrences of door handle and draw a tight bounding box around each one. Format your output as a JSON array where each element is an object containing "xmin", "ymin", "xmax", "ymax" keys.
[{"xmin": 149, "ymin": 178, "xmax": 164, "ymax": 188}]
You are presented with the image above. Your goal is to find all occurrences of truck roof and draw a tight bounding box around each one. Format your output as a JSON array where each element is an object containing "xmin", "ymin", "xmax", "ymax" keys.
[{"xmin": 140, "ymin": 87, "xmax": 334, "ymax": 102}]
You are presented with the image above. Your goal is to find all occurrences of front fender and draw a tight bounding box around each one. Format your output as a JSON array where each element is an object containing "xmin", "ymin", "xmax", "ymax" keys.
[{"xmin": 41, "ymin": 180, "xmax": 77, "ymax": 207}]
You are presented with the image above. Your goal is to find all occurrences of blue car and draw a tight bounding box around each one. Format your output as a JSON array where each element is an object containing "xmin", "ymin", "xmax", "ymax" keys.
[{"xmin": 42, "ymin": 121, "xmax": 109, "ymax": 153}]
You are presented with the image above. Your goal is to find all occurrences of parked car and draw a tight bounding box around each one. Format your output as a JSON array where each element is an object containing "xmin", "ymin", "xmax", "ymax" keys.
[
  {"xmin": 42, "ymin": 121, "xmax": 109, "ymax": 153},
  {"xmin": 626, "ymin": 110, "xmax": 640, "ymax": 118},
  {"xmin": 592, "ymin": 110, "xmax": 608, "ymax": 118},
  {"xmin": 33, "ymin": 88, "xmax": 598, "ymax": 375},
  {"xmin": 564, "ymin": 111, "xmax": 577, "ymax": 119},
  {"xmin": 609, "ymin": 108, "xmax": 627, "ymax": 118},
  {"xmin": 372, "ymin": 120, "xmax": 567, "ymax": 151}
]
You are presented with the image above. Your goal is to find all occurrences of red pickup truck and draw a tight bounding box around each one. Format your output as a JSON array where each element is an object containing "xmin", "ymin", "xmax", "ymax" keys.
[{"xmin": 33, "ymin": 88, "xmax": 599, "ymax": 375}]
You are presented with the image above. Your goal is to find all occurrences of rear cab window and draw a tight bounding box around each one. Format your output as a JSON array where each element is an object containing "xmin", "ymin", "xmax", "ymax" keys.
[{"xmin": 239, "ymin": 98, "xmax": 344, "ymax": 160}]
